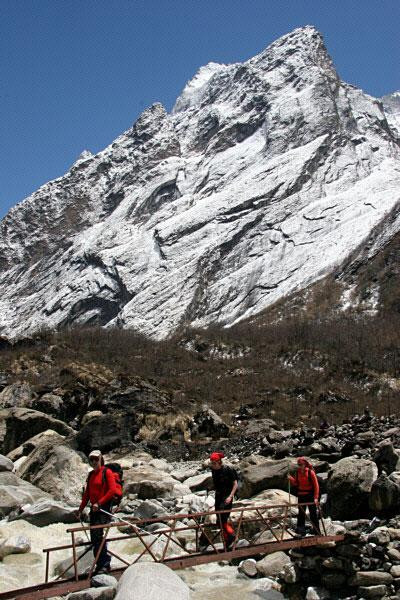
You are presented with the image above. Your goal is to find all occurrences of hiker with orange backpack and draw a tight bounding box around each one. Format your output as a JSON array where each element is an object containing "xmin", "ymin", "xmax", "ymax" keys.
[
  {"xmin": 288, "ymin": 456, "xmax": 321, "ymax": 536},
  {"xmin": 78, "ymin": 450, "xmax": 122, "ymax": 574}
]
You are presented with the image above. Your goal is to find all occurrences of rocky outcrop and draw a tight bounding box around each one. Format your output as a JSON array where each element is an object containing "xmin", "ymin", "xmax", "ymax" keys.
[
  {"xmin": 73, "ymin": 378, "xmax": 173, "ymax": 453},
  {"xmin": 75, "ymin": 412, "xmax": 141, "ymax": 454},
  {"xmin": 190, "ymin": 407, "xmax": 229, "ymax": 439},
  {"xmin": 0, "ymin": 383, "xmax": 36, "ymax": 409},
  {"xmin": 0, "ymin": 408, "xmax": 74, "ymax": 454},
  {"xmin": 327, "ymin": 457, "xmax": 378, "ymax": 520},
  {"xmin": 16, "ymin": 436, "xmax": 89, "ymax": 505}
]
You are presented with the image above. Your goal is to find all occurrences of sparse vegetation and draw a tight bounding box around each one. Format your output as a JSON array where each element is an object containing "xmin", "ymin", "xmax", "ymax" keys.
[{"xmin": 1, "ymin": 293, "xmax": 400, "ymax": 428}]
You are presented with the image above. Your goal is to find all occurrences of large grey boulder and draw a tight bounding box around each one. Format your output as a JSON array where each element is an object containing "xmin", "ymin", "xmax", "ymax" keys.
[
  {"xmin": 16, "ymin": 436, "xmax": 89, "ymax": 505},
  {"xmin": 91, "ymin": 574, "xmax": 118, "ymax": 589},
  {"xmin": 368, "ymin": 526, "xmax": 391, "ymax": 545},
  {"xmin": 327, "ymin": 457, "xmax": 378, "ymax": 520},
  {"xmin": 0, "ymin": 453, "xmax": 14, "ymax": 472},
  {"xmin": 373, "ymin": 440, "xmax": 400, "ymax": 474},
  {"xmin": 31, "ymin": 393, "xmax": 63, "ymax": 417},
  {"xmin": 75, "ymin": 412, "xmax": 140, "ymax": 454},
  {"xmin": 0, "ymin": 471, "xmax": 52, "ymax": 517},
  {"xmin": 256, "ymin": 551, "xmax": 292, "ymax": 577},
  {"xmin": 239, "ymin": 457, "xmax": 325, "ymax": 498},
  {"xmin": 14, "ymin": 498, "xmax": 77, "ymax": 526},
  {"xmin": 0, "ymin": 534, "xmax": 31, "ymax": 559},
  {"xmin": 190, "ymin": 407, "xmax": 229, "ymax": 439},
  {"xmin": 7, "ymin": 429, "xmax": 66, "ymax": 461},
  {"xmin": 55, "ymin": 547, "xmax": 95, "ymax": 578},
  {"xmin": 243, "ymin": 419, "xmax": 277, "ymax": 437},
  {"xmin": 124, "ymin": 466, "xmax": 189, "ymax": 499},
  {"xmin": 0, "ymin": 383, "xmax": 35, "ymax": 409},
  {"xmin": 115, "ymin": 563, "xmax": 190, "ymax": 600},
  {"xmin": 170, "ymin": 465, "xmax": 200, "ymax": 482},
  {"xmin": 183, "ymin": 472, "xmax": 213, "ymax": 492},
  {"xmin": 267, "ymin": 430, "xmax": 293, "ymax": 444},
  {"xmin": 349, "ymin": 571, "xmax": 393, "ymax": 586},
  {"xmin": 0, "ymin": 407, "xmax": 74, "ymax": 454},
  {"xmin": 132, "ymin": 499, "xmax": 166, "ymax": 520},
  {"xmin": 369, "ymin": 473, "xmax": 400, "ymax": 513}
]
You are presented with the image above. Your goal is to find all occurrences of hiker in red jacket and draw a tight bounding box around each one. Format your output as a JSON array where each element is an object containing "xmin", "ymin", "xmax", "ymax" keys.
[
  {"xmin": 78, "ymin": 449, "xmax": 117, "ymax": 574},
  {"xmin": 288, "ymin": 457, "xmax": 321, "ymax": 536}
]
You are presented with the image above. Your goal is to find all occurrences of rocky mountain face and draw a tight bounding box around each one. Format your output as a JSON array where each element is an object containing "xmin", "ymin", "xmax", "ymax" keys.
[
  {"xmin": 1, "ymin": 26, "xmax": 399, "ymax": 339},
  {"xmin": 382, "ymin": 92, "xmax": 400, "ymax": 138}
]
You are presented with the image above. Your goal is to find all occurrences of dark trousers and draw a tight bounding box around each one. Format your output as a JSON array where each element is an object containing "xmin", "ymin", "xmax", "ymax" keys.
[
  {"xmin": 90, "ymin": 506, "xmax": 111, "ymax": 570},
  {"xmin": 297, "ymin": 493, "xmax": 320, "ymax": 534},
  {"xmin": 215, "ymin": 496, "xmax": 235, "ymax": 542}
]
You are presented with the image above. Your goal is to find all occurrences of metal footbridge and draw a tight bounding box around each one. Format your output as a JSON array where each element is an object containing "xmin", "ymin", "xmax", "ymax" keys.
[{"xmin": 0, "ymin": 501, "xmax": 344, "ymax": 600}]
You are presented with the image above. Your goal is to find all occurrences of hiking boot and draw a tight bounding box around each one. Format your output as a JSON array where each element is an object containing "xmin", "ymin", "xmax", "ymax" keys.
[
  {"xmin": 226, "ymin": 534, "xmax": 236, "ymax": 550},
  {"xmin": 198, "ymin": 533, "xmax": 209, "ymax": 552},
  {"xmin": 93, "ymin": 565, "xmax": 111, "ymax": 575}
]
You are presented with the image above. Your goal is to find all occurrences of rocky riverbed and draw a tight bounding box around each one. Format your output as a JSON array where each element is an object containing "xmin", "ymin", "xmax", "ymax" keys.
[{"xmin": 2, "ymin": 405, "xmax": 400, "ymax": 598}]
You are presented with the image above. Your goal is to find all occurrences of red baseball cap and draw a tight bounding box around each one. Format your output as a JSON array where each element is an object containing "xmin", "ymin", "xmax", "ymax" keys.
[{"xmin": 210, "ymin": 451, "xmax": 225, "ymax": 461}]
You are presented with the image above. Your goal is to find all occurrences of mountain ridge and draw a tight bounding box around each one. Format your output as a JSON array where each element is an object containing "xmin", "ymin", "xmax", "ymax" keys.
[{"xmin": 0, "ymin": 26, "xmax": 399, "ymax": 339}]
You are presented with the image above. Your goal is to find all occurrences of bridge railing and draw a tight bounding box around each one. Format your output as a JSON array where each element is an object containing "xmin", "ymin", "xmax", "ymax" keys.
[{"xmin": 44, "ymin": 500, "xmax": 330, "ymax": 584}]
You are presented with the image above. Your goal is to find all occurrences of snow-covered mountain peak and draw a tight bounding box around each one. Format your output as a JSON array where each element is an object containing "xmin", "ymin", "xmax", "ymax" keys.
[
  {"xmin": 250, "ymin": 25, "xmax": 335, "ymax": 75},
  {"xmin": 173, "ymin": 62, "xmax": 226, "ymax": 114},
  {"xmin": 72, "ymin": 149, "xmax": 94, "ymax": 168},
  {"xmin": 0, "ymin": 26, "xmax": 399, "ymax": 339}
]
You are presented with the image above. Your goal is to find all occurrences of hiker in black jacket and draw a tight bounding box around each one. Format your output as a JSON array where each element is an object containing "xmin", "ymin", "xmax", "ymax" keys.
[{"xmin": 209, "ymin": 451, "xmax": 238, "ymax": 549}]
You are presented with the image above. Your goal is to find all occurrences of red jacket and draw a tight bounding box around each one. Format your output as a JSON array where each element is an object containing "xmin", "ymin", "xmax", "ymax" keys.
[
  {"xmin": 289, "ymin": 468, "xmax": 319, "ymax": 500},
  {"xmin": 79, "ymin": 466, "xmax": 118, "ymax": 511}
]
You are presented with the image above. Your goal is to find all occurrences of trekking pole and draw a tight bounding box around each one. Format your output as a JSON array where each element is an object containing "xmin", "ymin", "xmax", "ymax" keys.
[
  {"xmin": 99, "ymin": 508, "xmax": 173, "ymax": 563},
  {"xmin": 80, "ymin": 514, "xmax": 91, "ymax": 544},
  {"xmin": 99, "ymin": 508, "xmax": 149, "ymax": 536},
  {"xmin": 288, "ymin": 472, "xmax": 295, "ymax": 533}
]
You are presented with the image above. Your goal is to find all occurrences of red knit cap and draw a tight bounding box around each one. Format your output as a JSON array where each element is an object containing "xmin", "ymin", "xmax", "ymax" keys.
[{"xmin": 210, "ymin": 451, "xmax": 225, "ymax": 462}]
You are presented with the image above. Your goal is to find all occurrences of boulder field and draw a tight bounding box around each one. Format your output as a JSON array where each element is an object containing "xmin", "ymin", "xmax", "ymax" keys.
[{"xmin": 2, "ymin": 410, "xmax": 400, "ymax": 598}]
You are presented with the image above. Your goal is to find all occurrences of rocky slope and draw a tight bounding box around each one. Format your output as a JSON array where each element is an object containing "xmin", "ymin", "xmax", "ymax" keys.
[
  {"xmin": 0, "ymin": 26, "xmax": 399, "ymax": 339},
  {"xmin": 3, "ymin": 411, "xmax": 400, "ymax": 598}
]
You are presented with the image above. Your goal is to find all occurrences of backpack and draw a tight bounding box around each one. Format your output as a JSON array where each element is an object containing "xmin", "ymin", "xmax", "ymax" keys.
[
  {"xmin": 103, "ymin": 463, "xmax": 124, "ymax": 505},
  {"xmin": 293, "ymin": 468, "xmax": 322, "ymax": 499},
  {"xmin": 86, "ymin": 463, "xmax": 124, "ymax": 506}
]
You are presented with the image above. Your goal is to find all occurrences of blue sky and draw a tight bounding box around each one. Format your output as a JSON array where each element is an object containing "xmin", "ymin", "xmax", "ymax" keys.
[{"xmin": 1, "ymin": 0, "xmax": 399, "ymax": 219}]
